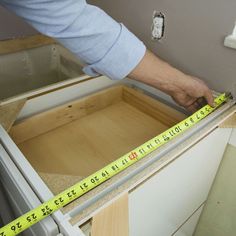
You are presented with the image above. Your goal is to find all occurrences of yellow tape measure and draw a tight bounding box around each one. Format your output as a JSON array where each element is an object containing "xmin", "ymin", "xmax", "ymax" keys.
[{"xmin": 0, "ymin": 93, "xmax": 228, "ymax": 236}]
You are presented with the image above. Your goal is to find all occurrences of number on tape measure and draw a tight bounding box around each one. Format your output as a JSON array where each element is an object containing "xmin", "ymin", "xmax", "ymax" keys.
[{"xmin": 0, "ymin": 93, "xmax": 228, "ymax": 236}]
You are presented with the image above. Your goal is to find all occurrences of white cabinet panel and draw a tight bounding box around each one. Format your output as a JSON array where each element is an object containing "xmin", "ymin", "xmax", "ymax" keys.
[
  {"xmin": 173, "ymin": 206, "xmax": 203, "ymax": 236},
  {"xmin": 0, "ymin": 144, "xmax": 58, "ymax": 236},
  {"xmin": 228, "ymin": 128, "xmax": 236, "ymax": 146},
  {"xmin": 129, "ymin": 128, "xmax": 231, "ymax": 236}
]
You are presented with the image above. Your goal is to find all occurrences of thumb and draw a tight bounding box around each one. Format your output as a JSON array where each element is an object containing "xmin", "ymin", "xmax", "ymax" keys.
[{"xmin": 204, "ymin": 89, "xmax": 215, "ymax": 107}]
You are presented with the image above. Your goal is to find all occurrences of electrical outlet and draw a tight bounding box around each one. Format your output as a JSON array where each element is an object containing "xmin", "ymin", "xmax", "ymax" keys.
[{"xmin": 151, "ymin": 11, "xmax": 165, "ymax": 40}]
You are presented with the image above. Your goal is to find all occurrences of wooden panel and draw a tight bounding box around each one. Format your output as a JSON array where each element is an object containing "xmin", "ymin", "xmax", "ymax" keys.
[
  {"xmin": 0, "ymin": 34, "xmax": 55, "ymax": 55},
  {"xmin": 10, "ymin": 86, "xmax": 123, "ymax": 144},
  {"xmin": 10, "ymin": 85, "xmax": 183, "ymax": 144},
  {"xmin": 17, "ymin": 101, "xmax": 168, "ymax": 177},
  {"xmin": 123, "ymin": 86, "xmax": 186, "ymax": 126},
  {"xmin": 219, "ymin": 112, "xmax": 236, "ymax": 128},
  {"xmin": 91, "ymin": 193, "xmax": 129, "ymax": 236},
  {"xmin": 0, "ymin": 99, "xmax": 26, "ymax": 132},
  {"xmin": 9, "ymin": 84, "xmax": 185, "ymax": 199}
]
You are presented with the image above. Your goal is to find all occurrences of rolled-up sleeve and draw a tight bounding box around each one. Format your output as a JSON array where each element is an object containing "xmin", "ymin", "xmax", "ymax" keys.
[{"xmin": 1, "ymin": 0, "xmax": 146, "ymax": 80}]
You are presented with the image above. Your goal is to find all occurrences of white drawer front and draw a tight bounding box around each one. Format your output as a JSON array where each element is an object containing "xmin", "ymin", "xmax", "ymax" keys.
[
  {"xmin": 173, "ymin": 206, "xmax": 203, "ymax": 236},
  {"xmin": 129, "ymin": 128, "xmax": 231, "ymax": 236}
]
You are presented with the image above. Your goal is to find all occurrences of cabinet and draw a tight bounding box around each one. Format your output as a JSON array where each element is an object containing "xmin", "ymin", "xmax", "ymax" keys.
[
  {"xmin": 0, "ymin": 74, "xmax": 235, "ymax": 235},
  {"xmin": 0, "ymin": 37, "xmax": 235, "ymax": 236},
  {"xmin": 129, "ymin": 128, "xmax": 231, "ymax": 236}
]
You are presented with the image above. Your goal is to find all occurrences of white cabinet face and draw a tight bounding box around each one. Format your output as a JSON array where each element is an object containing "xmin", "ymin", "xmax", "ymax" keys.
[
  {"xmin": 173, "ymin": 206, "xmax": 203, "ymax": 236},
  {"xmin": 129, "ymin": 128, "xmax": 231, "ymax": 236}
]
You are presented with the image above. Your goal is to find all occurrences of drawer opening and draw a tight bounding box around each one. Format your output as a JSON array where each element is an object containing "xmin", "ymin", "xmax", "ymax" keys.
[
  {"xmin": 9, "ymin": 85, "xmax": 185, "ymax": 195},
  {"xmin": 0, "ymin": 43, "xmax": 84, "ymax": 101}
]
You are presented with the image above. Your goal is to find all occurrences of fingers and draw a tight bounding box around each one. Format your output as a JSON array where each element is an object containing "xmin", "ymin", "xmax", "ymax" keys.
[
  {"xmin": 185, "ymin": 97, "xmax": 208, "ymax": 113},
  {"xmin": 203, "ymin": 89, "xmax": 215, "ymax": 107},
  {"xmin": 186, "ymin": 76, "xmax": 214, "ymax": 107},
  {"xmin": 186, "ymin": 103, "xmax": 198, "ymax": 113},
  {"xmin": 196, "ymin": 97, "xmax": 207, "ymax": 107},
  {"xmin": 170, "ymin": 75, "xmax": 214, "ymax": 111}
]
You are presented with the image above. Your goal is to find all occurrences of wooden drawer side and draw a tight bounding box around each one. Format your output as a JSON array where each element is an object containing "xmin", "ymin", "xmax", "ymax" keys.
[
  {"xmin": 9, "ymin": 85, "xmax": 124, "ymax": 144},
  {"xmin": 122, "ymin": 86, "xmax": 185, "ymax": 126}
]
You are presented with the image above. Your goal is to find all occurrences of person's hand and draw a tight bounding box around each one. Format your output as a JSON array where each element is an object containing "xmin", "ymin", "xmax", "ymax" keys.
[
  {"xmin": 166, "ymin": 75, "xmax": 214, "ymax": 112},
  {"xmin": 129, "ymin": 50, "xmax": 214, "ymax": 112}
]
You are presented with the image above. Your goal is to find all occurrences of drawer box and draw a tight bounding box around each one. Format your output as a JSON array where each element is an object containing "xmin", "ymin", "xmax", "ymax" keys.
[
  {"xmin": 0, "ymin": 76, "xmax": 235, "ymax": 236},
  {"xmin": 9, "ymin": 84, "xmax": 185, "ymax": 196}
]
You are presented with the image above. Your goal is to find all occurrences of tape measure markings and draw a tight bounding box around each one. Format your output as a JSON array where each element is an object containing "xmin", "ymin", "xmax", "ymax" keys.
[{"xmin": 0, "ymin": 93, "xmax": 228, "ymax": 236}]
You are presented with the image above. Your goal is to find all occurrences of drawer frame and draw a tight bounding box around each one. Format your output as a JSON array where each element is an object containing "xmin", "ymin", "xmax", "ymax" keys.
[{"xmin": 0, "ymin": 76, "xmax": 235, "ymax": 235}]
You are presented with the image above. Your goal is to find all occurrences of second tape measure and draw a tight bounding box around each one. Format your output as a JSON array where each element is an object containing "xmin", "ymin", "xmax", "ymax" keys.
[{"xmin": 0, "ymin": 93, "xmax": 229, "ymax": 236}]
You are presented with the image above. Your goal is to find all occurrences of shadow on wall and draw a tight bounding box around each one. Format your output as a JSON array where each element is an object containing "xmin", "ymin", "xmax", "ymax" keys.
[{"xmin": 0, "ymin": 5, "xmax": 37, "ymax": 40}]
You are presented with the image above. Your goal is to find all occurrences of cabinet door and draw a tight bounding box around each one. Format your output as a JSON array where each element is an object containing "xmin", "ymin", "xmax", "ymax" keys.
[
  {"xmin": 0, "ymin": 144, "xmax": 58, "ymax": 236},
  {"xmin": 129, "ymin": 128, "xmax": 231, "ymax": 236}
]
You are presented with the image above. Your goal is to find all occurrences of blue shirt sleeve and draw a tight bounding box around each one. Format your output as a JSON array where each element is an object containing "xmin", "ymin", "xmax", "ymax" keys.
[{"xmin": 1, "ymin": 0, "xmax": 146, "ymax": 80}]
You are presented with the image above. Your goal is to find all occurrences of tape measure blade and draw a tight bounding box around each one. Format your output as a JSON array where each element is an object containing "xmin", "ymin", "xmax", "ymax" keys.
[{"xmin": 0, "ymin": 93, "xmax": 227, "ymax": 236}]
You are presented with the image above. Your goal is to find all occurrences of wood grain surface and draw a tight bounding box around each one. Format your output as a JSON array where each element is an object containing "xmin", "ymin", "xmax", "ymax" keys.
[
  {"xmin": 0, "ymin": 34, "xmax": 55, "ymax": 55},
  {"xmin": 91, "ymin": 193, "xmax": 129, "ymax": 236}
]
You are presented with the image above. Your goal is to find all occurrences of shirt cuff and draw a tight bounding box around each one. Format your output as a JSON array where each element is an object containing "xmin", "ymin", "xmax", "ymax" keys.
[{"xmin": 83, "ymin": 24, "xmax": 146, "ymax": 80}]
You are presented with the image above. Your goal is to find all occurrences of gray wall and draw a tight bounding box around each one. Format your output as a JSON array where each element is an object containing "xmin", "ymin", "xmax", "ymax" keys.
[
  {"xmin": 0, "ymin": 6, "xmax": 37, "ymax": 40},
  {"xmin": 0, "ymin": 1, "xmax": 235, "ymax": 92},
  {"xmin": 90, "ymin": 0, "xmax": 236, "ymax": 93}
]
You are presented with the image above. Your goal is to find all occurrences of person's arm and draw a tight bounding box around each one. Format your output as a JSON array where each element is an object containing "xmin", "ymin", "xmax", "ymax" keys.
[
  {"xmin": 129, "ymin": 50, "xmax": 214, "ymax": 111},
  {"xmin": 1, "ymin": 0, "xmax": 145, "ymax": 80},
  {"xmin": 1, "ymin": 0, "xmax": 213, "ymax": 110}
]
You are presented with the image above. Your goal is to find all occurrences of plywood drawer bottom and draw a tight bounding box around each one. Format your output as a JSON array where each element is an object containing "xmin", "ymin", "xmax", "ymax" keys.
[{"xmin": 9, "ymin": 85, "xmax": 185, "ymax": 204}]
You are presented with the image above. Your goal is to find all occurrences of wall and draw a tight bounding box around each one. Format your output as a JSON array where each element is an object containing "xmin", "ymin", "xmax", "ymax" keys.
[
  {"xmin": 0, "ymin": 6, "xmax": 37, "ymax": 40},
  {"xmin": 0, "ymin": 1, "xmax": 235, "ymax": 92},
  {"xmin": 89, "ymin": 0, "xmax": 236, "ymax": 93}
]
